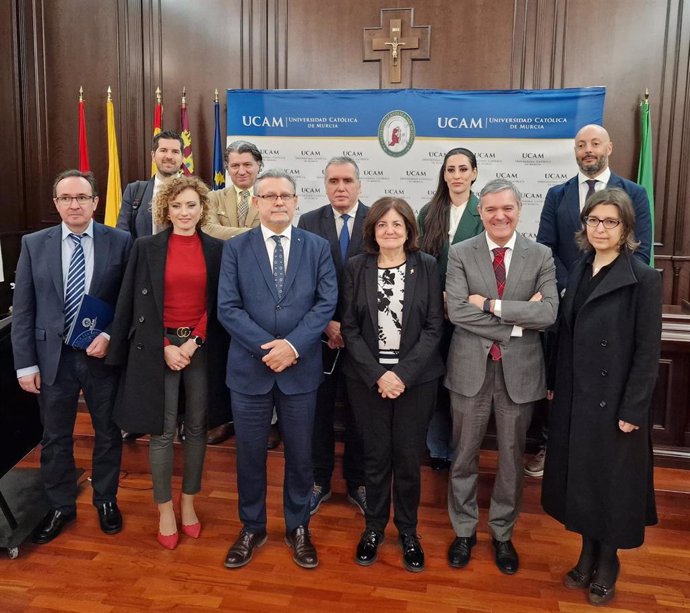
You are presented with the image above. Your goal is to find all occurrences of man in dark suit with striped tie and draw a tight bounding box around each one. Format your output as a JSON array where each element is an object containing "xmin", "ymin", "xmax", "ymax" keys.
[{"xmin": 12, "ymin": 170, "xmax": 132, "ymax": 544}]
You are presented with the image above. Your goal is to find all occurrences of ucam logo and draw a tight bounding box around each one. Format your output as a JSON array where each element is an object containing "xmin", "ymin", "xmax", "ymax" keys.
[
  {"xmin": 437, "ymin": 117, "xmax": 483, "ymax": 129},
  {"xmin": 301, "ymin": 150, "xmax": 320, "ymax": 156},
  {"xmin": 477, "ymin": 152, "xmax": 496, "ymax": 159},
  {"xmin": 522, "ymin": 153, "xmax": 544, "ymax": 159},
  {"xmin": 522, "ymin": 193, "xmax": 543, "ymax": 199},
  {"xmin": 406, "ymin": 170, "xmax": 426, "ymax": 177},
  {"xmin": 241, "ymin": 115, "xmax": 284, "ymax": 128},
  {"xmin": 343, "ymin": 151, "xmax": 364, "ymax": 157},
  {"xmin": 428, "ymin": 151, "xmax": 445, "ymax": 158},
  {"xmin": 302, "ymin": 187, "xmax": 321, "ymax": 194},
  {"xmin": 363, "ymin": 169, "xmax": 384, "ymax": 177},
  {"xmin": 379, "ymin": 110, "xmax": 415, "ymax": 158},
  {"xmin": 384, "ymin": 188, "xmax": 405, "ymax": 195},
  {"xmin": 496, "ymin": 172, "xmax": 518, "ymax": 179},
  {"xmin": 261, "ymin": 149, "xmax": 279, "ymax": 156},
  {"xmin": 545, "ymin": 173, "xmax": 568, "ymax": 179}
]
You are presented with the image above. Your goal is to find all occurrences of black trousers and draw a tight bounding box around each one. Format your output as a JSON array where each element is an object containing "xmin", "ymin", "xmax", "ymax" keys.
[
  {"xmin": 37, "ymin": 346, "xmax": 122, "ymax": 513},
  {"xmin": 312, "ymin": 345, "xmax": 364, "ymax": 489},
  {"xmin": 347, "ymin": 376, "xmax": 437, "ymax": 534}
]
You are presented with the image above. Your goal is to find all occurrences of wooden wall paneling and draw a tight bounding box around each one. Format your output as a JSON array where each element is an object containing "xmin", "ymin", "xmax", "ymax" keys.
[
  {"xmin": 159, "ymin": 0, "xmax": 243, "ymax": 185},
  {"xmin": 16, "ymin": 0, "xmax": 51, "ymax": 229},
  {"xmin": 561, "ymin": 1, "xmax": 669, "ymax": 181},
  {"xmin": 265, "ymin": 0, "xmax": 288, "ymax": 89},
  {"xmin": 0, "ymin": 0, "xmax": 24, "ymax": 312},
  {"xmin": 40, "ymin": 0, "xmax": 121, "ymax": 223},
  {"xmin": 285, "ymin": 0, "xmax": 381, "ymax": 89},
  {"xmin": 410, "ymin": 0, "xmax": 514, "ymax": 90}
]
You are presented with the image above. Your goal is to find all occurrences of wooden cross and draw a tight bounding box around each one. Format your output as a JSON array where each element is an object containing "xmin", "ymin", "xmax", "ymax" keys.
[{"xmin": 364, "ymin": 9, "xmax": 431, "ymax": 87}]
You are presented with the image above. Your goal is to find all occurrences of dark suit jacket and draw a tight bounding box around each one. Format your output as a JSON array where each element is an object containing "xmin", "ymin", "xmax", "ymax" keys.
[
  {"xmin": 297, "ymin": 201, "xmax": 369, "ymax": 319},
  {"xmin": 340, "ymin": 251, "xmax": 445, "ymax": 389},
  {"xmin": 116, "ymin": 178, "xmax": 155, "ymax": 239},
  {"xmin": 536, "ymin": 173, "xmax": 652, "ymax": 290},
  {"xmin": 106, "ymin": 228, "xmax": 229, "ymax": 434},
  {"xmin": 217, "ymin": 225, "xmax": 338, "ymax": 396},
  {"xmin": 12, "ymin": 222, "xmax": 132, "ymax": 386}
]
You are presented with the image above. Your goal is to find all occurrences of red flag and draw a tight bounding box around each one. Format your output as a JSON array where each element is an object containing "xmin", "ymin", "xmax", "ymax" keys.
[
  {"xmin": 180, "ymin": 87, "xmax": 194, "ymax": 175},
  {"xmin": 151, "ymin": 88, "xmax": 163, "ymax": 176},
  {"xmin": 78, "ymin": 88, "xmax": 90, "ymax": 172}
]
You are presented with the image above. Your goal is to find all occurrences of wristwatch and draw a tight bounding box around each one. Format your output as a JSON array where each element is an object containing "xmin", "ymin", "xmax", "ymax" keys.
[
  {"xmin": 191, "ymin": 335, "xmax": 205, "ymax": 347},
  {"xmin": 483, "ymin": 298, "xmax": 492, "ymax": 314}
]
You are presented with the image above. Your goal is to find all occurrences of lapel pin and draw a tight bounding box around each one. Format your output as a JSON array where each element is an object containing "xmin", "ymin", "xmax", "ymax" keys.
[{"xmin": 410, "ymin": 268, "xmax": 415, "ymax": 274}]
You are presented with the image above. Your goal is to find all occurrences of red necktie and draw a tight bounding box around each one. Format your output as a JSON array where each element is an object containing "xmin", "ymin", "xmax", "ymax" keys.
[{"xmin": 489, "ymin": 247, "xmax": 507, "ymax": 361}]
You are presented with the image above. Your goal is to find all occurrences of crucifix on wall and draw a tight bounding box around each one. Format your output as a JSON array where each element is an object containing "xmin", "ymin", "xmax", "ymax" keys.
[{"xmin": 364, "ymin": 9, "xmax": 431, "ymax": 88}]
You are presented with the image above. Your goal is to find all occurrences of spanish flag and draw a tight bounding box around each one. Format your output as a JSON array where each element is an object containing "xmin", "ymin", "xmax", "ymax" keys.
[{"xmin": 104, "ymin": 87, "xmax": 122, "ymax": 227}]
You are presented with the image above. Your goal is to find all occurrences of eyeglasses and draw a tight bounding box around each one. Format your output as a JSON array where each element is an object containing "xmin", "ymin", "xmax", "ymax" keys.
[
  {"xmin": 255, "ymin": 193, "xmax": 297, "ymax": 204},
  {"xmin": 55, "ymin": 195, "xmax": 94, "ymax": 206},
  {"xmin": 583, "ymin": 216, "xmax": 622, "ymax": 230}
]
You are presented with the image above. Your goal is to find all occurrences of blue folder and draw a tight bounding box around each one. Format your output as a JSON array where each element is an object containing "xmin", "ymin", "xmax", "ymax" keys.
[{"xmin": 64, "ymin": 294, "xmax": 115, "ymax": 349}]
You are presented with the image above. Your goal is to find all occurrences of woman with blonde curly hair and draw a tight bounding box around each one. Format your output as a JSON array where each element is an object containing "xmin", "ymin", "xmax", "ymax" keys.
[{"xmin": 108, "ymin": 175, "xmax": 228, "ymax": 549}]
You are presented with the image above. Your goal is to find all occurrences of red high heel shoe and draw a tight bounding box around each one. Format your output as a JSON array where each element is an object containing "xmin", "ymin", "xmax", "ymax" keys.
[
  {"xmin": 157, "ymin": 530, "xmax": 179, "ymax": 550},
  {"xmin": 182, "ymin": 521, "xmax": 201, "ymax": 539}
]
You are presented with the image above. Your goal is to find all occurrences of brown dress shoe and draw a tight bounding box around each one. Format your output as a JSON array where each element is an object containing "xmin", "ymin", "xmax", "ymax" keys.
[
  {"xmin": 285, "ymin": 525, "xmax": 318, "ymax": 569},
  {"xmin": 208, "ymin": 422, "xmax": 234, "ymax": 445},
  {"xmin": 267, "ymin": 423, "xmax": 281, "ymax": 450},
  {"xmin": 224, "ymin": 528, "xmax": 267, "ymax": 568}
]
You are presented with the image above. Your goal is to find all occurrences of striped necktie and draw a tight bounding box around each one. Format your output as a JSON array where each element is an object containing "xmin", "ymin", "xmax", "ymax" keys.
[{"xmin": 64, "ymin": 233, "xmax": 86, "ymax": 337}]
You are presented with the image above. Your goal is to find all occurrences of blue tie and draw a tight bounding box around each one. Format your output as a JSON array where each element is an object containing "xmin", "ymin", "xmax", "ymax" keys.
[
  {"xmin": 339, "ymin": 213, "xmax": 351, "ymax": 263},
  {"xmin": 272, "ymin": 235, "xmax": 285, "ymax": 299},
  {"xmin": 64, "ymin": 233, "xmax": 86, "ymax": 337}
]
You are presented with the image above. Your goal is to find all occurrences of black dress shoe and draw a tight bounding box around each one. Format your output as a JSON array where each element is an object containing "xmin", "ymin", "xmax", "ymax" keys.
[
  {"xmin": 224, "ymin": 528, "xmax": 268, "ymax": 568},
  {"xmin": 267, "ymin": 424, "xmax": 281, "ymax": 450},
  {"xmin": 32, "ymin": 509, "xmax": 76, "ymax": 544},
  {"xmin": 563, "ymin": 566, "xmax": 594, "ymax": 589},
  {"xmin": 448, "ymin": 533, "xmax": 477, "ymax": 568},
  {"xmin": 346, "ymin": 485, "xmax": 367, "ymax": 515},
  {"xmin": 399, "ymin": 532, "xmax": 424, "ymax": 573},
  {"xmin": 589, "ymin": 557, "xmax": 619, "ymax": 606},
  {"xmin": 355, "ymin": 529, "xmax": 384, "ymax": 566},
  {"xmin": 97, "ymin": 502, "xmax": 123, "ymax": 535},
  {"xmin": 492, "ymin": 538, "xmax": 519, "ymax": 575},
  {"xmin": 285, "ymin": 525, "xmax": 318, "ymax": 569},
  {"xmin": 121, "ymin": 430, "xmax": 144, "ymax": 442},
  {"xmin": 208, "ymin": 422, "xmax": 234, "ymax": 445},
  {"xmin": 430, "ymin": 457, "xmax": 451, "ymax": 471}
]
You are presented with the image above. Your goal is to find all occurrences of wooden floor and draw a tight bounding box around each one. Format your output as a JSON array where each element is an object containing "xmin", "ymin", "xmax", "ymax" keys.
[{"xmin": 1, "ymin": 415, "xmax": 689, "ymax": 613}]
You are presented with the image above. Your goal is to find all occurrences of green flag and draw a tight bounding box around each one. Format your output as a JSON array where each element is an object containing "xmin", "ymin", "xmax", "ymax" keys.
[{"xmin": 637, "ymin": 98, "xmax": 655, "ymax": 265}]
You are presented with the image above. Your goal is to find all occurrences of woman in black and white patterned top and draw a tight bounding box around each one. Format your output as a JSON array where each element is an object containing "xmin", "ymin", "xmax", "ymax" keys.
[{"xmin": 341, "ymin": 197, "xmax": 445, "ymax": 573}]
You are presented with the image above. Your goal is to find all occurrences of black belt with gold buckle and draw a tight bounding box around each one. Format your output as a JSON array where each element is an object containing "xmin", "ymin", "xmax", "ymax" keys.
[{"xmin": 165, "ymin": 326, "xmax": 192, "ymax": 338}]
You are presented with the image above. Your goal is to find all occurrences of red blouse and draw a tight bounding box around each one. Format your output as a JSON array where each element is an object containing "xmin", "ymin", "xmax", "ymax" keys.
[{"xmin": 163, "ymin": 233, "xmax": 207, "ymax": 345}]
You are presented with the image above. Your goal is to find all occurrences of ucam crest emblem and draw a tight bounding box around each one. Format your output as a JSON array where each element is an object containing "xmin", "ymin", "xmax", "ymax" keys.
[{"xmin": 378, "ymin": 110, "xmax": 415, "ymax": 158}]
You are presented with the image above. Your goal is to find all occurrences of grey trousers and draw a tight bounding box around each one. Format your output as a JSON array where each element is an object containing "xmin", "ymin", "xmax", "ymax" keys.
[
  {"xmin": 447, "ymin": 359, "xmax": 533, "ymax": 541},
  {"xmin": 150, "ymin": 343, "xmax": 208, "ymax": 504}
]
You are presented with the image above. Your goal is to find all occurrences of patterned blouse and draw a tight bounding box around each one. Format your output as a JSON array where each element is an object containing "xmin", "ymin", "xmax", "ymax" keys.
[{"xmin": 377, "ymin": 262, "xmax": 406, "ymax": 365}]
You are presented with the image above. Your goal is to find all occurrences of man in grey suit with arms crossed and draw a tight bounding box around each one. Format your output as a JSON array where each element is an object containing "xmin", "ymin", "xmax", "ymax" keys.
[
  {"xmin": 444, "ymin": 179, "xmax": 558, "ymax": 575},
  {"xmin": 12, "ymin": 170, "xmax": 131, "ymax": 544}
]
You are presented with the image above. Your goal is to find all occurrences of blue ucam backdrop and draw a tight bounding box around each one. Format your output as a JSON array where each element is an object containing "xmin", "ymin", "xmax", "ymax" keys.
[{"xmin": 226, "ymin": 88, "xmax": 605, "ymax": 237}]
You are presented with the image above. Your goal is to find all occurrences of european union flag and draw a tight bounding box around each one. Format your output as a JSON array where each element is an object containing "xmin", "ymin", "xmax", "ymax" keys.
[{"xmin": 212, "ymin": 97, "xmax": 225, "ymax": 190}]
